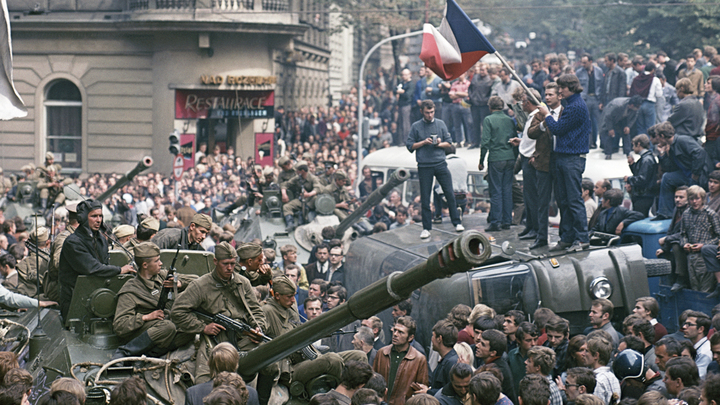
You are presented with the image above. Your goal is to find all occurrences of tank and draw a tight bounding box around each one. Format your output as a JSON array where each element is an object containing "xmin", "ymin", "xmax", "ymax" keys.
[
  {"xmin": 96, "ymin": 156, "xmax": 154, "ymax": 204},
  {"xmin": 293, "ymin": 168, "xmax": 410, "ymax": 252},
  {"xmin": 11, "ymin": 231, "xmax": 489, "ymax": 404}
]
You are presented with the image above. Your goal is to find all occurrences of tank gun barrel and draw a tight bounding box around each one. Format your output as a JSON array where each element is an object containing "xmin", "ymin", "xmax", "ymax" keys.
[
  {"xmin": 238, "ymin": 230, "xmax": 491, "ymax": 376},
  {"xmin": 335, "ymin": 168, "xmax": 409, "ymax": 238},
  {"xmin": 96, "ymin": 157, "xmax": 153, "ymax": 203}
]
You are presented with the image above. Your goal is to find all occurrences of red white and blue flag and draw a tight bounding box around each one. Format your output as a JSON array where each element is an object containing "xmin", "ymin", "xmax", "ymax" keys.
[{"xmin": 420, "ymin": 0, "xmax": 496, "ymax": 81}]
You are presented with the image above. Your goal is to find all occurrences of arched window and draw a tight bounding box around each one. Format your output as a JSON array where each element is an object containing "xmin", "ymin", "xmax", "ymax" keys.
[{"xmin": 45, "ymin": 80, "xmax": 82, "ymax": 171}]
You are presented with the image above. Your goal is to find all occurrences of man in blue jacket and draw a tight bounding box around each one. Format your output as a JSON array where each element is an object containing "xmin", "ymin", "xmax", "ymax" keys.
[
  {"xmin": 537, "ymin": 74, "xmax": 591, "ymax": 252},
  {"xmin": 407, "ymin": 100, "xmax": 464, "ymax": 239}
]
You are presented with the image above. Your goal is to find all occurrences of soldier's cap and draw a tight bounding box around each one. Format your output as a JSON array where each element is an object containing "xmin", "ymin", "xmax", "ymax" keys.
[
  {"xmin": 215, "ymin": 241, "xmax": 237, "ymax": 260},
  {"xmin": 273, "ymin": 275, "xmax": 296, "ymax": 295},
  {"xmin": 141, "ymin": 216, "xmax": 160, "ymax": 232},
  {"xmin": 295, "ymin": 161, "xmax": 309, "ymax": 172},
  {"xmin": 323, "ymin": 160, "xmax": 336, "ymax": 167},
  {"xmin": 20, "ymin": 165, "xmax": 30, "ymax": 172},
  {"xmin": 45, "ymin": 152, "xmax": 54, "ymax": 161},
  {"xmin": 134, "ymin": 241, "xmax": 160, "ymax": 259},
  {"xmin": 65, "ymin": 200, "xmax": 80, "ymax": 213},
  {"xmin": 76, "ymin": 199, "xmax": 103, "ymax": 224},
  {"xmin": 253, "ymin": 165, "xmax": 263, "ymax": 173},
  {"xmin": 31, "ymin": 226, "xmax": 49, "ymax": 243},
  {"xmin": 335, "ymin": 169, "xmax": 347, "ymax": 180},
  {"xmin": 278, "ymin": 156, "xmax": 291, "ymax": 166},
  {"xmin": 262, "ymin": 166, "xmax": 275, "ymax": 177},
  {"xmin": 113, "ymin": 224, "xmax": 135, "ymax": 239},
  {"xmin": 46, "ymin": 165, "xmax": 56, "ymax": 173},
  {"xmin": 236, "ymin": 242, "xmax": 263, "ymax": 260},
  {"xmin": 191, "ymin": 213, "xmax": 212, "ymax": 230},
  {"xmin": 302, "ymin": 152, "xmax": 313, "ymax": 160}
]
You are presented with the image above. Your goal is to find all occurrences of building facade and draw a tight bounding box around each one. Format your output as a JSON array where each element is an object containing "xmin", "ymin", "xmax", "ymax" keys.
[{"xmin": 4, "ymin": 0, "xmax": 329, "ymax": 174}]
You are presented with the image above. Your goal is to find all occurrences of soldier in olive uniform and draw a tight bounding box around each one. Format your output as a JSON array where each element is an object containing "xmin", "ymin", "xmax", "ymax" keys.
[
  {"xmin": 319, "ymin": 161, "xmax": 337, "ymax": 187},
  {"xmin": 281, "ymin": 161, "xmax": 322, "ymax": 232},
  {"xmin": 321, "ymin": 169, "xmax": 355, "ymax": 221},
  {"xmin": 277, "ymin": 156, "xmax": 296, "ymax": 185},
  {"xmin": 14, "ymin": 226, "xmax": 50, "ymax": 297},
  {"xmin": 44, "ymin": 200, "xmax": 79, "ymax": 302},
  {"xmin": 152, "ymin": 213, "xmax": 211, "ymax": 250},
  {"xmin": 171, "ymin": 242, "xmax": 267, "ymax": 384},
  {"xmin": 264, "ymin": 276, "xmax": 366, "ymax": 388},
  {"xmin": 0, "ymin": 167, "xmax": 13, "ymax": 197},
  {"xmin": 235, "ymin": 243, "xmax": 272, "ymax": 287},
  {"xmin": 111, "ymin": 242, "xmax": 197, "ymax": 362},
  {"xmin": 120, "ymin": 217, "xmax": 160, "ymax": 263},
  {"xmin": 112, "ymin": 225, "xmax": 135, "ymax": 248},
  {"xmin": 36, "ymin": 165, "xmax": 71, "ymax": 211}
]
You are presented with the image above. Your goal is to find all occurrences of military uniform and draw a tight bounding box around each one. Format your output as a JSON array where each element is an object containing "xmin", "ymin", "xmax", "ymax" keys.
[
  {"xmin": 114, "ymin": 269, "xmax": 196, "ymax": 347},
  {"xmin": 153, "ymin": 227, "xmax": 201, "ymax": 250},
  {"xmin": 44, "ymin": 202, "xmax": 78, "ymax": 301},
  {"xmin": 262, "ymin": 277, "xmax": 346, "ymax": 386},
  {"xmin": 171, "ymin": 267, "xmax": 266, "ymax": 383},
  {"xmin": 278, "ymin": 169, "xmax": 296, "ymax": 187},
  {"xmin": 15, "ymin": 251, "xmax": 48, "ymax": 297},
  {"xmin": 0, "ymin": 172, "xmax": 12, "ymax": 196},
  {"xmin": 235, "ymin": 243, "xmax": 273, "ymax": 287},
  {"xmin": 321, "ymin": 179, "xmax": 354, "ymax": 221},
  {"xmin": 281, "ymin": 172, "xmax": 322, "ymax": 217}
]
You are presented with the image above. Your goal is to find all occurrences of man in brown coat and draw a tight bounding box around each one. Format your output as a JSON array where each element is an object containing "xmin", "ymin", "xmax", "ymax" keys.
[
  {"xmin": 527, "ymin": 82, "xmax": 564, "ymax": 249},
  {"xmin": 373, "ymin": 316, "xmax": 428, "ymax": 405}
]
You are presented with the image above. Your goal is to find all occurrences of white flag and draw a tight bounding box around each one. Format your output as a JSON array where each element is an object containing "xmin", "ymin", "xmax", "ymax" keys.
[{"xmin": 0, "ymin": 0, "xmax": 26, "ymax": 120}]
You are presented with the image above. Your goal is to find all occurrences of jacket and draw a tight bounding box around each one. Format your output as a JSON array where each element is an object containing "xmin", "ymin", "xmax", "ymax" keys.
[
  {"xmin": 43, "ymin": 225, "xmax": 75, "ymax": 301},
  {"xmin": 600, "ymin": 98, "xmax": 638, "ymax": 135},
  {"xmin": 429, "ymin": 349, "xmax": 459, "ymax": 395},
  {"xmin": 527, "ymin": 107, "xmax": 559, "ymax": 172},
  {"xmin": 576, "ymin": 65, "xmax": 604, "ymax": 101},
  {"xmin": 153, "ymin": 227, "xmax": 204, "ymax": 251},
  {"xmin": 627, "ymin": 149, "xmax": 658, "ymax": 198},
  {"xmin": 659, "ymin": 135, "xmax": 711, "ymax": 186},
  {"xmin": 544, "ymin": 93, "xmax": 591, "ymax": 155},
  {"xmin": 480, "ymin": 111, "xmax": 516, "ymax": 165},
  {"xmin": 434, "ymin": 383, "xmax": 463, "ymax": 405},
  {"xmin": 668, "ymin": 97, "xmax": 705, "ymax": 138},
  {"xmin": 591, "ymin": 206, "xmax": 644, "ymax": 235},
  {"xmin": 468, "ymin": 74, "xmax": 492, "ymax": 107},
  {"xmin": 58, "ymin": 224, "xmax": 122, "ymax": 319},
  {"xmin": 604, "ymin": 65, "xmax": 627, "ymax": 105},
  {"xmin": 373, "ymin": 345, "xmax": 428, "ymax": 405}
]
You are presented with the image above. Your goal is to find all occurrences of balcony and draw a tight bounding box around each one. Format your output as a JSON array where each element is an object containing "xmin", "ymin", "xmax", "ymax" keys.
[{"xmin": 127, "ymin": 0, "xmax": 288, "ymax": 11}]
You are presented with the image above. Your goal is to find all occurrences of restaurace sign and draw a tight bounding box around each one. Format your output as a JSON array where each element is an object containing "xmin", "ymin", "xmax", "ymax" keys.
[{"xmin": 175, "ymin": 89, "xmax": 275, "ymax": 119}]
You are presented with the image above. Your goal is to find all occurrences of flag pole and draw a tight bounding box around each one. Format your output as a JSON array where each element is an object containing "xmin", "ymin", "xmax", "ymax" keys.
[{"xmin": 494, "ymin": 51, "xmax": 542, "ymax": 106}]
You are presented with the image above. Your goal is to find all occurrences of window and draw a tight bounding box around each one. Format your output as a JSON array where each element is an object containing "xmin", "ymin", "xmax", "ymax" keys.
[{"xmin": 45, "ymin": 80, "xmax": 82, "ymax": 171}]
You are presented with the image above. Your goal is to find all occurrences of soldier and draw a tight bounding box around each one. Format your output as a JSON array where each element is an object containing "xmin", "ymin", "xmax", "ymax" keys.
[
  {"xmin": 58, "ymin": 199, "xmax": 135, "ymax": 319},
  {"xmin": 15, "ymin": 226, "xmax": 50, "ymax": 297},
  {"xmin": 263, "ymin": 276, "xmax": 359, "ymax": 403},
  {"xmin": 38, "ymin": 165, "xmax": 72, "ymax": 210},
  {"xmin": 112, "ymin": 225, "xmax": 135, "ymax": 248},
  {"xmin": 319, "ymin": 161, "xmax": 337, "ymax": 186},
  {"xmin": 0, "ymin": 168, "xmax": 12, "ymax": 197},
  {"xmin": 281, "ymin": 161, "xmax": 322, "ymax": 232},
  {"xmin": 235, "ymin": 243, "xmax": 273, "ymax": 287},
  {"xmin": 322, "ymin": 169, "xmax": 354, "ymax": 221},
  {"xmin": 152, "ymin": 213, "xmax": 211, "ymax": 250},
  {"xmin": 44, "ymin": 200, "xmax": 79, "ymax": 302},
  {"xmin": 111, "ymin": 242, "xmax": 196, "ymax": 362},
  {"xmin": 120, "ymin": 217, "xmax": 160, "ymax": 263},
  {"xmin": 171, "ymin": 242, "xmax": 267, "ymax": 384},
  {"xmin": 277, "ymin": 156, "xmax": 296, "ymax": 185}
]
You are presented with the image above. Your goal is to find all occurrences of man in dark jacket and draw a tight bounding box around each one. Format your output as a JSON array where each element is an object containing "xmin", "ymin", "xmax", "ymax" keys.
[
  {"xmin": 590, "ymin": 189, "xmax": 644, "ymax": 238},
  {"xmin": 668, "ymin": 78, "xmax": 705, "ymax": 139},
  {"xmin": 473, "ymin": 329, "xmax": 517, "ymax": 404},
  {"xmin": 152, "ymin": 213, "xmax": 211, "ymax": 250},
  {"xmin": 58, "ymin": 199, "xmax": 135, "ymax": 319},
  {"xmin": 655, "ymin": 121, "xmax": 712, "ymax": 219},
  {"xmin": 434, "ymin": 363, "xmax": 473, "ymax": 405},
  {"xmin": 625, "ymin": 134, "xmax": 659, "ymax": 216},
  {"xmin": 603, "ymin": 53, "xmax": 628, "ymax": 106},
  {"xmin": 599, "ymin": 95, "xmax": 642, "ymax": 159},
  {"xmin": 468, "ymin": 63, "xmax": 493, "ymax": 149},
  {"xmin": 656, "ymin": 186, "xmax": 689, "ymax": 291}
]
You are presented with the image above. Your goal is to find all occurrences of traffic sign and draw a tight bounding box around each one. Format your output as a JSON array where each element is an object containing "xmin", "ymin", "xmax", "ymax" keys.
[{"xmin": 173, "ymin": 155, "xmax": 184, "ymax": 181}]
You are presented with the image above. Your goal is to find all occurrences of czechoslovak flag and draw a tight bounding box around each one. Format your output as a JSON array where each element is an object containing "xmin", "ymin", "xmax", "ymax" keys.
[{"xmin": 420, "ymin": 0, "xmax": 496, "ymax": 81}]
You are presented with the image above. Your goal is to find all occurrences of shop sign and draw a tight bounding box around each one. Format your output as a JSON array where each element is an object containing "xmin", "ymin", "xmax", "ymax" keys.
[{"xmin": 175, "ymin": 89, "xmax": 274, "ymax": 119}]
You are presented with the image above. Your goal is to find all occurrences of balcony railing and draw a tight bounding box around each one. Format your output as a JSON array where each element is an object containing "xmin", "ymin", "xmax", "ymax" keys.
[{"xmin": 129, "ymin": 0, "xmax": 287, "ymax": 11}]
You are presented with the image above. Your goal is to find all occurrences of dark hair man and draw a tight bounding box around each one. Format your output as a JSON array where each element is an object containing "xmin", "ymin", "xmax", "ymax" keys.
[
  {"xmin": 517, "ymin": 374, "xmax": 550, "ymax": 405},
  {"xmin": 328, "ymin": 361, "xmax": 374, "ymax": 405},
  {"xmin": 508, "ymin": 322, "xmax": 538, "ymax": 395},
  {"xmin": 625, "ymin": 133, "xmax": 659, "ymax": 216},
  {"xmin": 585, "ymin": 298, "xmax": 621, "ymax": 347},
  {"xmin": 537, "ymin": 74, "xmax": 591, "ymax": 252},
  {"xmin": 474, "ymin": 329, "xmax": 516, "ymax": 403},
  {"xmin": 562, "ymin": 368, "xmax": 597, "ymax": 403},
  {"xmin": 681, "ymin": 311, "xmax": 712, "ymax": 378}
]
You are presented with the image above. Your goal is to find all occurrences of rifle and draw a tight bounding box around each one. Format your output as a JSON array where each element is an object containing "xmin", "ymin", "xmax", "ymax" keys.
[
  {"xmin": 25, "ymin": 241, "xmax": 51, "ymax": 262},
  {"xmin": 156, "ymin": 244, "xmax": 181, "ymax": 311},
  {"xmin": 193, "ymin": 310, "xmax": 318, "ymax": 362}
]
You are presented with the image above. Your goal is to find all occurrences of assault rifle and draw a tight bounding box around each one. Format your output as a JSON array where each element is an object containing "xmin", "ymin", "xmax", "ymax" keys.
[{"xmin": 156, "ymin": 244, "xmax": 181, "ymax": 311}]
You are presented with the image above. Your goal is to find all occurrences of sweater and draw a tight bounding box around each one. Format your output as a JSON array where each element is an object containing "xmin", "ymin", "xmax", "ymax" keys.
[
  {"xmin": 406, "ymin": 119, "xmax": 452, "ymax": 168},
  {"xmin": 544, "ymin": 93, "xmax": 591, "ymax": 155}
]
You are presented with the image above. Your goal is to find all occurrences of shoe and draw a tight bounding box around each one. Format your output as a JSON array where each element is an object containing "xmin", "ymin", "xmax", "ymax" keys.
[
  {"xmin": 651, "ymin": 215, "xmax": 670, "ymax": 221},
  {"xmin": 420, "ymin": 229, "xmax": 431, "ymax": 239},
  {"xmin": 284, "ymin": 214, "xmax": 295, "ymax": 232},
  {"xmin": 111, "ymin": 331, "xmax": 157, "ymax": 366},
  {"xmin": 707, "ymin": 285, "xmax": 720, "ymax": 299},
  {"xmin": 432, "ymin": 217, "xmax": 442, "ymax": 224},
  {"xmin": 549, "ymin": 241, "xmax": 572, "ymax": 251},
  {"xmin": 485, "ymin": 224, "xmax": 501, "ymax": 232},
  {"xmin": 517, "ymin": 228, "xmax": 532, "ymax": 237},
  {"xmin": 455, "ymin": 224, "xmax": 465, "ymax": 232},
  {"xmin": 590, "ymin": 144, "xmax": 597, "ymax": 149},
  {"xmin": 605, "ymin": 155, "xmax": 612, "ymax": 160},
  {"xmin": 501, "ymin": 224, "xmax": 511, "ymax": 230},
  {"xmin": 468, "ymin": 145, "xmax": 479, "ymax": 150},
  {"xmin": 567, "ymin": 241, "xmax": 589, "ymax": 252},
  {"xmin": 456, "ymin": 142, "xmax": 463, "ymax": 148},
  {"xmin": 671, "ymin": 282, "xmax": 688, "ymax": 293},
  {"xmin": 529, "ymin": 240, "xmax": 548, "ymax": 249},
  {"xmin": 519, "ymin": 232, "xmax": 538, "ymax": 240}
]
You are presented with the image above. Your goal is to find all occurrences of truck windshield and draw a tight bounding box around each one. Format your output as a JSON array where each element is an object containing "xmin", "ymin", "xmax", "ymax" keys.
[{"xmin": 470, "ymin": 263, "xmax": 539, "ymax": 316}]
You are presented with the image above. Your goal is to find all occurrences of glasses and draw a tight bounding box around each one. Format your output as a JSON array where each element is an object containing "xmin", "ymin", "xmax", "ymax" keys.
[{"xmin": 683, "ymin": 322, "xmax": 697, "ymax": 327}]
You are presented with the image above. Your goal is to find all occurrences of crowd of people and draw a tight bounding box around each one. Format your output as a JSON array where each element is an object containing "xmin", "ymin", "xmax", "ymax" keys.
[{"xmin": 0, "ymin": 43, "xmax": 720, "ymax": 405}]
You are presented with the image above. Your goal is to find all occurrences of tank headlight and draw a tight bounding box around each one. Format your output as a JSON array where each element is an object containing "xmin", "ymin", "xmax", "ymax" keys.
[{"xmin": 590, "ymin": 277, "xmax": 613, "ymax": 299}]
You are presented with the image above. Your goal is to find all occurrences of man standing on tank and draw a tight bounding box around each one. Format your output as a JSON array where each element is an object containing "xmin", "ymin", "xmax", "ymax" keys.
[
  {"xmin": 58, "ymin": 199, "xmax": 135, "ymax": 319},
  {"xmin": 407, "ymin": 99, "xmax": 465, "ymax": 239}
]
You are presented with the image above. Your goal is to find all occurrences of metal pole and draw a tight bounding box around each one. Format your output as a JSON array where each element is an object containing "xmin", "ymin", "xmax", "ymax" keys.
[
  {"xmin": 494, "ymin": 51, "xmax": 541, "ymax": 105},
  {"xmin": 356, "ymin": 30, "xmax": 423, "ymax": 195}
]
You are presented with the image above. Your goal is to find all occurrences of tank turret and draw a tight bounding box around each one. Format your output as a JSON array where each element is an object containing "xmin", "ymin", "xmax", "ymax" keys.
[
  {"xmin": 333, "ymin": 168, "xmax": 410, "ymax": 239},
  {"xmin": 96, "ymin": 157, "xmax": 154, "ymax": 203},
  {"xmin": 237, "ymin": 230, "xmax": 491, "ymax": 376}
]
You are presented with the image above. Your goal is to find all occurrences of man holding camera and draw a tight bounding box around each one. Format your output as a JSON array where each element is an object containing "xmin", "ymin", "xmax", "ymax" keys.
[{"xmin": 407, "ymin": 100, "xmax": 465, "ymax": 239}]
